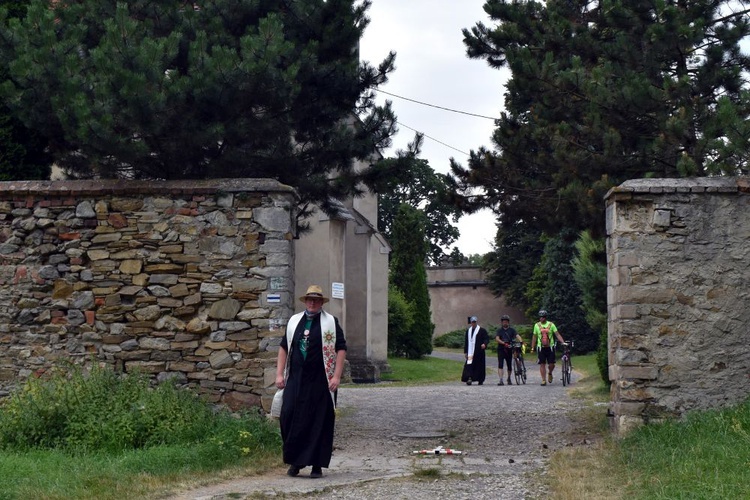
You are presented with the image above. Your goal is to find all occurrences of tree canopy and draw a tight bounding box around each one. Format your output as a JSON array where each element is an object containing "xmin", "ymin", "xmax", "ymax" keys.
[
  {"xmin": 450, "ymin": 0, "xmax": 750, "ymax": 236},
  {"xmin": 0, "ymin": 0, "xmax": 397, "ymax": 214},
  {"xmin": 0, "ymin": 0, "xmax": 51, "ymax": 181}
]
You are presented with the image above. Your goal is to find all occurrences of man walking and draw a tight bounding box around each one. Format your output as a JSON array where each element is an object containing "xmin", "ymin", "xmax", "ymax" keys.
[
  {"xmin": 530, "ymin": 310, "xmax": 565, "ymax": 386},
  {"xmin": 462, "ymin": 316, "xmax": 489, "ymax": 385},
  {"xmin": 495, "ymin": 314, "xmax": 523, "ymax": 385}
]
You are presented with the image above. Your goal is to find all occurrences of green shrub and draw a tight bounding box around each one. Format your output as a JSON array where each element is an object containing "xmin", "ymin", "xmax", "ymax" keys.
[{"xmin": 0, "ymin": 365, "xmax": 280, "ymax": 455}]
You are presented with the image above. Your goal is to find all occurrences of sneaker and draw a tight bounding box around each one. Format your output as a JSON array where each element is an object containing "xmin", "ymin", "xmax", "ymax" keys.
[
  {"xmin": 466, "ymin": 381, "xmax": 472, "ymax": 386},
  {"xmin": 507, "ymin": 378, "xmax": 512, "ymax": 385},
  {"xmin": 497, "ymin": 380, "xmax": 504, "ymax": 386},
  {"xmin": 541, "ymin": 380, "xmax": 547, "ymax": 386},
  {"xmin": 548, "ymin": 373, "xmax": 553, "ymax": 383},
  {"xmin": 287, "ymin": 465, "xmax": 300, "ymax": 477},
  {"xmin": 310, "ymin": 466, "xmax": 323, "ymax": 478}
]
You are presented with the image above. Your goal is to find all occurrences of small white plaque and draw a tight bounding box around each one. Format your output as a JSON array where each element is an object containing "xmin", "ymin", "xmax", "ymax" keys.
[{"xmin": 331, "ymin": 282, "xmax": 344, "ymax": 300}]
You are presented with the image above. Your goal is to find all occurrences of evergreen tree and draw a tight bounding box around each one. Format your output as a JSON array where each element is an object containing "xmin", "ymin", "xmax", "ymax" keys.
[
  {"xmin": 571, "ymin": 230, "xmax": 609, "ymax": 384},
  {"xmin": 484, "ymin": 219, "xmax": 544, "ymax": 312},
  {"xmin": 388, "ymin": 203, "xmax": 433, "ymax": 358},
  {"xmin": 527, "ymin": 229, "xmax": 597, "ymax": 354},
  {"xmin": 450, "ymin": 0, "xmax": 750, "ymax": 236},
  {"xmin": 0, "ymin": 0, "xmax": 397, "ymax": 214},
  {"xmin": 0, "ymin": 0, "xmax": 51, "ymax": 181}
]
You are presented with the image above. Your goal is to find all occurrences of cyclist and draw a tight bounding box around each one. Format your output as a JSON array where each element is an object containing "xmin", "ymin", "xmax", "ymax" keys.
[
  {"xmin": 530, "ymin": 309, "xmax": 565, "ymax": 386},
  {"xmin": 495, "ymin": 314, "xmax": 523, "ymax": 385}
]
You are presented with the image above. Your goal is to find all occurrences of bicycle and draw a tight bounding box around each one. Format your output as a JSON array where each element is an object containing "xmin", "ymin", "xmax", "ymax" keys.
[
  {"xmin": 511, "ymin": 341, "xmax": 527, "ymax": 385},
  {"xmin": 560, "ymin": 341, "xmax": 574, "ymax": 386}
]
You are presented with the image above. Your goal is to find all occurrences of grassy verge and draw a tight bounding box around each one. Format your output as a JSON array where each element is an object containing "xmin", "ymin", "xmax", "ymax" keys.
[
  {"xmin": 548, "ymin": 355, "xmax": 750, "ymax": 499},
  {"xmin": 378, "ymin": 355, "xmax": 463, "ymax": 385},
  {"xmin": 0, "ymin": 366, "xmax": 282, "ymax": 499},
  {"xmin": 0, "ymin": 445, "xmax": 281, "ymax": 500}
]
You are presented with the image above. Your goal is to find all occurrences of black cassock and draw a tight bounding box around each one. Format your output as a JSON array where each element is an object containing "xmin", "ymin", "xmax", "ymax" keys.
[
  {"xmin": 462, "ymin": 326, "xmax": 489, "ymax": 384},
  {"xmin": 279, "ymin": 312, "xmax": 346, "ymax": 468}
]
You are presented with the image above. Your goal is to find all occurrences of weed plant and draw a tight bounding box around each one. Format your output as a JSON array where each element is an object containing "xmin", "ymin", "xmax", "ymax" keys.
[{"xmin": 0, "ymin": 365, "xmax": 281, "ymax": 498}]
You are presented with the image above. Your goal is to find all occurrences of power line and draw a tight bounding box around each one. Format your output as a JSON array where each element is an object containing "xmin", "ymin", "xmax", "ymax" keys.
[
  {"xmin": 397, "ymin": 121, "xmax": 469, "ymax": 156},
  {"xmin": 374, "ymin": 88, "xmax": 501, "ymax": 121}
]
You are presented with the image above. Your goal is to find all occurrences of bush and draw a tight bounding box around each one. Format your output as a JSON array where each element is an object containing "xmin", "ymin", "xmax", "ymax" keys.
[
  {"xmin": 435, "ymin": 324, "xmax": 533, "ymax": 354},
  {"xmin": 0, "ymin": 365, "xmax": 280, "ymax": 455}
]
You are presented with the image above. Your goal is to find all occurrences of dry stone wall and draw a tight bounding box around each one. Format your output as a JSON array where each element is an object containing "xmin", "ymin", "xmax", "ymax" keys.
[
  {"xmin": 0, "ymin": 179, "xmax": 296, "ymax": 411},
  {"xmin": 606, "ymin": 177, "xmax": 750, "ymax": 435}
]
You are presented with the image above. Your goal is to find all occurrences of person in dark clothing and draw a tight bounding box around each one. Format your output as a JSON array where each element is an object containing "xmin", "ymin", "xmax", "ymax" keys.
[
  {"xmin": 462, "ymin": 316, "xmax": 489, "ymax": 385},
  {"xmin": 275, "ymin": 285, "xmax": 347, "ymax": 479},
  {"xmin": 495, "ymin": 314, "xmax": 523, "ymax": 385}
]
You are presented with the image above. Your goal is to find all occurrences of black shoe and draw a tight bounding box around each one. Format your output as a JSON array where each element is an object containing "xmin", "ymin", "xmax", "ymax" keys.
[
  {"xmin": 497, "ymin": 380, "xmax": 504, "ymax": 386},
  {"xmin": 310, "ymin": 466, "xmax": 323, "ymax": 478},
  {"xmin": 287, "ymin": 465, "xmax": 301, "ymax": 477},
  {"xmin": 507, "ymin": 379, "xmax": 512, "ymax": 385},
  {"xmin": 478, "ymin": 381, "xmax": 483, "ymax": 385},
  {"xmin": 466, "ymin": 381, "xmax": 472, "ymax": 385}
]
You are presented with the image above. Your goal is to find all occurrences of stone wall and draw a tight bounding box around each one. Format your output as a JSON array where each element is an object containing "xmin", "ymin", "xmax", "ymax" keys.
[
  {"xmin": 606, "ymin": 177, "xmax": 750, "ymax": 435},
  {"xmin": 0, "ymin": 179, "xmax": 297, "ymax": 411}
]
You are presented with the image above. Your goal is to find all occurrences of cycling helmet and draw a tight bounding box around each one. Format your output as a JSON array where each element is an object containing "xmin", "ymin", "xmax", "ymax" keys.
[
  {"xmin": 538, "ymin": 309, "xmax": 548, "ymax": 317},
  {"xmin": 500, "ymin": 314, "xmax": 510, "ymax": 321}
]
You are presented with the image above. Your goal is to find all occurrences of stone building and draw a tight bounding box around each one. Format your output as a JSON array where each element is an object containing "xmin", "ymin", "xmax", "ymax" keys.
[
  {"xmin": 427, "ymin": 266, "xmax": 525, "ymax": 337},
  {"xmin": 606, "ymin": 177, "xmax": 750, "ymax": 435},
  {"xmin": 294, "ymin": 166, "xmax": 391, "ymax": 382}
]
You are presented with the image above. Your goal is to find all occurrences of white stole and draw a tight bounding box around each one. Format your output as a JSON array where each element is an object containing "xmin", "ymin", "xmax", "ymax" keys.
[
  {"xmin": 286, "ymin": 310, "xmax": 338, "ymax": 406},
  {"xmin": 466, "ymin": 325, "xmax": 479, "ymax": 364}
]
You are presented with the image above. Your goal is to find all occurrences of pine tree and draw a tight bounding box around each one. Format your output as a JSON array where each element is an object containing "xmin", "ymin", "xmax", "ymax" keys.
[
  {"xmin": 0, "ymin": 0, "xmax": 51, "ymax": 180},
  {"xmin": 451, "ymin": 0, "xmax": 750, "ymax": 236},
  {"xmin": 0, "ymin": 0, "xmax": 397, "ymax": 212},
  {"xmin": 388, "ymin": 204, "xmax": 433, "ymax": 358}
]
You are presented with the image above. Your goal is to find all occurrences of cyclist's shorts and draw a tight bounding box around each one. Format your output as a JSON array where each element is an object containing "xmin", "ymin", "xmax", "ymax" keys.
[
  {"xmin": 497, "ymin": 347, "xmax": 512, "ymax": 368},
  {"xmin": 537, "ymin": 346, "xmax": 555, "ymax": 365}
]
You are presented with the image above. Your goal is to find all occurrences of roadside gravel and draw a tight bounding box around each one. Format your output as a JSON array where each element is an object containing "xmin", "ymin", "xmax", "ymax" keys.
[{"xmin": 172, "ymin": 359, "xmax": 592, "ymax": 500}]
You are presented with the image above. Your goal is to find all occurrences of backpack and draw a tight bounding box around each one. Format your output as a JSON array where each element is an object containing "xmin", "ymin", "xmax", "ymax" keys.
[{"xmin": 538, "ymin": 323, "xmax": 551, "ymax": 347}]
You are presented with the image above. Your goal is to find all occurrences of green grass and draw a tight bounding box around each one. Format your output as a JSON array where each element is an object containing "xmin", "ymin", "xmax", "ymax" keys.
[
  {"xmin": 0, "ymin": 366, "xmax": 282, "ymax": 499},
  {"xmin": 379, "ymin": 355, "xmax": 463, "ymax": 385},
  {"xmin": 617, "ymin": 400, "xmax": 750, "ymax": 499}
]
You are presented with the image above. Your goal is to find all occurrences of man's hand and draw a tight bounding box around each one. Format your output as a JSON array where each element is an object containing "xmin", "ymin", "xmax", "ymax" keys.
[{"xmin": 480, "ymin": 344, "xmax": 486, "ymax": 350}]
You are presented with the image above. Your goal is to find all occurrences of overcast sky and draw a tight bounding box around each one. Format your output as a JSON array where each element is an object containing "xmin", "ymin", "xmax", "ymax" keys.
[{"xmin": 359, "ymin": 0, "xmax": 510, "ymax": 257}]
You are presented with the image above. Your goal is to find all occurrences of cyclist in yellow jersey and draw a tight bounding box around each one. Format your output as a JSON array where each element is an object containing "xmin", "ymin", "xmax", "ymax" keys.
[{"xmin": 530, "ymin": 309, "xmax": 565, "ymax": 386}]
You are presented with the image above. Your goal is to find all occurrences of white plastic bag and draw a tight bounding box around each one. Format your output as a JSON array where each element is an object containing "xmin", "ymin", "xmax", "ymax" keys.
[{"xmin": 270, "ymin": 389, "xmax": 284, "ymax": 418}]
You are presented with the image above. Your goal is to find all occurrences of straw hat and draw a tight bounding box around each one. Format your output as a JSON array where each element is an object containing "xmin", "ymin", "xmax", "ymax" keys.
[{"xmin": 298, "ymin": 284, "xmax": 329, "ymax": 303}]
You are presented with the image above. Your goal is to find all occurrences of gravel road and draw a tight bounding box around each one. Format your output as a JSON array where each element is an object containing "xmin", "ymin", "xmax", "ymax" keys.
[{"xmin": 173, "ymin": 358, "xmax": 591, "ymax": 500}]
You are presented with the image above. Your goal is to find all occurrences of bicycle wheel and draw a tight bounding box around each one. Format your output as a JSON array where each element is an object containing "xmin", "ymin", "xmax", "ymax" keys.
[
  {"xmin": 562, "ymin": 357, "xmax": 568, "ymax": 386},
  {"xmin": 514, "ymin": 357, "xmax": 521, "ymax": 385},
  {"xmin": 565, "ymin": 358, "xmax": 572, "ymax": 386},
  {"xmin": 520, "ymin": 357, "xmax": 527, "ymax": 384}
]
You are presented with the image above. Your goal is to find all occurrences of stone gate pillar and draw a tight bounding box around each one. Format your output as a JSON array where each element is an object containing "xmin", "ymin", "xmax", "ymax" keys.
[{"xmin": 606, "ymin": 177, "xmax": 750, "ymax": 435}]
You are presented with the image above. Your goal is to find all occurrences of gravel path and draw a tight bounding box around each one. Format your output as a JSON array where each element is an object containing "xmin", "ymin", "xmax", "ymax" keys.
[{"xmin": 172, "ymin": 359, "xmax": 590, "ymax": 500}]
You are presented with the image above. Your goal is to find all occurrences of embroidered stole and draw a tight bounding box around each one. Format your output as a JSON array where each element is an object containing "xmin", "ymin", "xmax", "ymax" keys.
[
  {"xmin": 466, "ymin": 325, "xmax": 478, "ymax": 364},
  {"xmin": 286, "ymin": 310, "xmax": 338, "ymax": 406}
]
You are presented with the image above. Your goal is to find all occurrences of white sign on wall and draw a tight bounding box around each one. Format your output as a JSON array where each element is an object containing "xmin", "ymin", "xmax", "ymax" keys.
[{"xmin": 331, "ymin": 282, "xmax": 344, "ymax": 300}]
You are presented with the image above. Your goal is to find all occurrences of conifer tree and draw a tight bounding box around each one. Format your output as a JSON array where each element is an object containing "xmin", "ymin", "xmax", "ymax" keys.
[
  {"xmin": 388, "ymin": 203, "xmax": 433, "ymax": 358},
  {"xmin": 451, "ymin": 0, "xmax": 750, "ymax": 236},
  {"xmin": 0, "ymin": 0, "xmax": 397, "ymax": 213},
  {"xmin": 0, "ymin": 0, "xmax": 51, "ymax": 180}
]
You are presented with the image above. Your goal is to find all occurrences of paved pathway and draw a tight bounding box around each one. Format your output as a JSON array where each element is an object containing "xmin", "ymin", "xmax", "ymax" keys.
[{"xmin": 172, "ymin": 357, "xmax": 586, "ymax": 499}]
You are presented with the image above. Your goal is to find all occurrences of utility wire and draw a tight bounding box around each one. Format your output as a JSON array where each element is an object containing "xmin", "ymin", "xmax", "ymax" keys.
[
  {"xmin": 374, "ymin": 88, "xmax": 501, "ymax": 121},
  {"xmin": 397, "ymin": 121, "xmax": 470, "ymax": 156}
]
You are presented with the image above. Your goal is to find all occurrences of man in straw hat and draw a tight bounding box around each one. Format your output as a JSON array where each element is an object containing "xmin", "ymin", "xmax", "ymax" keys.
[{"xmin": 275, "ymin": 285, "xmax": 347, "ymax": 479}]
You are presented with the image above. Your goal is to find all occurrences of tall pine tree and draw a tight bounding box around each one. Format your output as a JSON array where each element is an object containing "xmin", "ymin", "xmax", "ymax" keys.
[
  {"xmin": 0, "ymin": 0, "xmax": 397, "ymax": 214},
  {"xmin": 450, "ymin": 0, "xmax": 750, "ymax": 236}
]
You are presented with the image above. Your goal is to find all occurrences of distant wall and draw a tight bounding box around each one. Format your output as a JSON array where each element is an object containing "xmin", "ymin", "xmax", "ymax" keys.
[
  {"xmin": 606, "ymin": 177, "xmax": 750, "ymax": 435},
  {"xmin": 427, "ymin": 266, "xmax": 525, "ymax": 337},
  {"xmin": 0, "ymin": 179, "xmax": 296, "ymax": 411}
]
